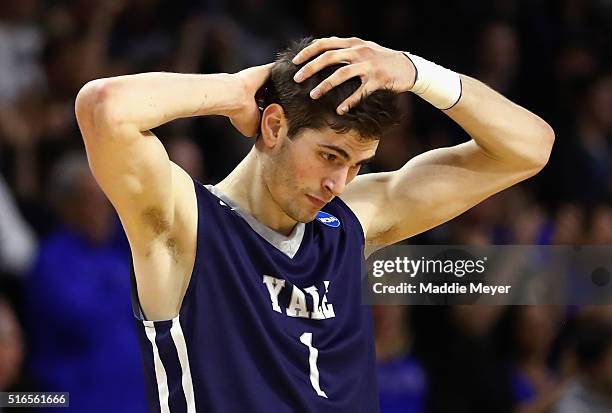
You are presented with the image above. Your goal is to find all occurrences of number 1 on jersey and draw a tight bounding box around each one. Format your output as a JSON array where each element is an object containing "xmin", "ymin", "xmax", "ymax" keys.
[{"xmin": 299, "ymin": 332, "xmax": 328, "ymax": 398}]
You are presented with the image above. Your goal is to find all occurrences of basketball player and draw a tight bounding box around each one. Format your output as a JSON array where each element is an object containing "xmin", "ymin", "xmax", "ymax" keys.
[{"xmin": 75, "ymin": 37, "xmax": 554, "ymax": 412}]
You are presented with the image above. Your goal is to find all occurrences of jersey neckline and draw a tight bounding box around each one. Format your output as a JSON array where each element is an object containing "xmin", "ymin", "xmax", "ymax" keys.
[{"xmin": 204, "ymin": 185, "xmax": 305, "ymax": 259}]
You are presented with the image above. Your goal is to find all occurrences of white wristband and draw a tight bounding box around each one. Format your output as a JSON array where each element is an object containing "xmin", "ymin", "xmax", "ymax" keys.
[{"xmin": 403, "ymin": 52, "xmax": 462, "ymax": 110}]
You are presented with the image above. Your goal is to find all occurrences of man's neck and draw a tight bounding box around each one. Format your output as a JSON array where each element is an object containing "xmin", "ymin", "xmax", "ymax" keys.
[{"xmin": 216, "ymin": 149, "xmax": 298, "ymax": 236}]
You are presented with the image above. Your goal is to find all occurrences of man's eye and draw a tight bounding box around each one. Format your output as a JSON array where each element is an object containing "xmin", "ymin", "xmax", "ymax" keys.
[{"xmin": 321, "ymin": 152, "xmax": 337, "ymax": 161}]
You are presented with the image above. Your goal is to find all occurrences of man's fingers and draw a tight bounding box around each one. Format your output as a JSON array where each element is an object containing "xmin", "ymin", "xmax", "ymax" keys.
[
  {"xmin": 292, "ymin": 37, "xmax": 360, "ymax": 65},
  {"xmin": 238, "ymin": 63, "xmax": 273, "ymax": 85},
  {"xmin": 289, "ymin": 36, "xmax": 375, "ymax": 114},
  {"xmin": 294, "ymin": 49, "xmax": 358, "ymax": 83},
  {"xmin": 309, "ymin": 64, "xmax": 364, "ymax": 99},
  {"xmin": 337, "ymin": 85, "xmax": 371, "ymax": 115}
]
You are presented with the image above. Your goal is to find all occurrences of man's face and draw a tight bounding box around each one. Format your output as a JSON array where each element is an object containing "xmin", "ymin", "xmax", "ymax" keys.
[{"xmin": 263, "ymin": 126, "xmax": 378, "ymax": 223}]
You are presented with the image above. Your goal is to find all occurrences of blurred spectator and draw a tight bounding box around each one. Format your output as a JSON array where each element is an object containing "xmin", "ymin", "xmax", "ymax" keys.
[
  {"xmin": 586, "ymin": 203, "xmax": 612, "ymax": 243},
  {"xmin": 0, "ymin": 296, "xmax": 24, "ymax": 391},
  {"xmin": 23, "ymin": 153, "xmax": 147, "ymax": 412},
  {"xmin": 166, "ymin": 135, "xmax": 206, "ymax": 182},
  {"xmin": 0, "ymin": 1, "xmax": 45, "ymax": 104},
  {"xmin": 554, "ymin": 42, "xmax": 597, "ymax": 85},
  {"xmin": 551, "ymin": 204, "xmax": 585, "ymax": 244},
  {"xmin": 553, "ymin": 72, "xmax": 612, "ymax": 204},
  {"xmin": 373, "ymin": 306, "xmax": 427, "ymax": 413},
  {"xmin": 308, "ymin": 0, "xmax": 352, "ymax": 37},
  {"xmin": 554, "ymin": 317, "xmax": 612, "ymax": 413},
  {"xmin": 506, "ymin": 306, "xmax": 568, "ymax": 413},
  {"xmin": 417, "ymin": 306, "xmax": 514, "ymax": 413},
  {"xmin": 0, "ymin": 175, "xmax": 37, "ymax": 277},
  {"xmin": 474, "ymin": 21, "xmax": 520, "ymax": 97}
]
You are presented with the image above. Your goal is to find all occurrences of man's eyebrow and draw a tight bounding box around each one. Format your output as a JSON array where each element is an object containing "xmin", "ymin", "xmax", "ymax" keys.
[
  {"xmin": 318, "ymin": 144, "xmax": 374, "ymax": 165},
  {"xmin": 319, "ymin": 144, "xmax": 350, "ymax": 161}
]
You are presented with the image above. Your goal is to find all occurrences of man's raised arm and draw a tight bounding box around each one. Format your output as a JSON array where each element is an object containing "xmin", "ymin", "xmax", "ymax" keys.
[
  {"xmin": 292, "ymin": 37, "xmax": 554, "ymax": 249},
  {"xmin": 75, "ymin": 67, "xmax": 269, "ymax": 241},
  {"xmin": 74, "ymin": 66, "xmax": 270, "ymax": 320}
]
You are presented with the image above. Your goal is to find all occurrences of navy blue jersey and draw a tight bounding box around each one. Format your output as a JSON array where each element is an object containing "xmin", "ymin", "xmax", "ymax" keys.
[{"xmin": 130, "ymin": 179, "xmax": 379, "ymax": 413}]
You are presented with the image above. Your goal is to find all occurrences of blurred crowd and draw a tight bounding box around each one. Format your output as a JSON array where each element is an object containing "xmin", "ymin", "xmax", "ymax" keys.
[{"xmin": 0, "ymin": 0, "xmax": 611, "ymax": 412}]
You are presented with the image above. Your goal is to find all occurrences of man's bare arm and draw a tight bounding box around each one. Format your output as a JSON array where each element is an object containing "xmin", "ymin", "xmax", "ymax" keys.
[
  {"xmin": 75, "ymin": 66, "xmax": 270, "ymax": 319},
  {"xmin": 75, "ymin": 72, "xmax": 255, "ymax": 249},
  {"xmin": 292, "ymin": 37, "xmax": 554, "ymax": 250}
]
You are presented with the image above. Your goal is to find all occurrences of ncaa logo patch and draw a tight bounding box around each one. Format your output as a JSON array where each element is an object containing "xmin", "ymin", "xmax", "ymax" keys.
[{"xmin": 316, "ymin": 211, "xmax": 341, "ymax": 228}]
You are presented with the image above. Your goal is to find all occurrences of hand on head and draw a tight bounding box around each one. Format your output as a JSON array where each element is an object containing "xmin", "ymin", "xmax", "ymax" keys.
[
  {"xmin": 291, "ymin": 37, "xmax": 416, "ymax": 114},
  {"xmin": 230, "ymin": 63, "xmax": 274, "ymax": 137}
]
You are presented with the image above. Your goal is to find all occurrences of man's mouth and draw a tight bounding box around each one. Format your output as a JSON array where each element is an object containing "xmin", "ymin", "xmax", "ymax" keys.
[{"xmin": 306, "ymin": 195, "xmax": 327, "ymax": 208}]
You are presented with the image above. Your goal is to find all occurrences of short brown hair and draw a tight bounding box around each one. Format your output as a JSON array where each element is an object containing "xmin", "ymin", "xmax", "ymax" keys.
[{"xmin": 263, "ymin": 37, "xmax": 401, "ymax": 140}]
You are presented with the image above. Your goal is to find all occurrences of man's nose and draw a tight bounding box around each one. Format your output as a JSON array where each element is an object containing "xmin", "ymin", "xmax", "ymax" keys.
[{"xmin": 322, "ymin": 168, "xmax": 349, "ymax": 196}]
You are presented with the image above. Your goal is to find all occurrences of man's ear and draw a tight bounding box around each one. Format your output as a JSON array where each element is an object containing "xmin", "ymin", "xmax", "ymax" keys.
[{"xmin": 259, "ymin": 104, "xmax": 287, "ymax": 148}]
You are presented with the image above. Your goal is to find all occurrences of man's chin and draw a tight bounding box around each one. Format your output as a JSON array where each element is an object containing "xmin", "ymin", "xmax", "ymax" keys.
[
  {"xmin": 293, "ymin": 212, "xmax": 318, "ymax": 224},
  {"xmin": 285, "ymin": 198, "xmax": 326, "ymax": 223},
  {"xmin": 287, "ymin": 208, "xmax": 319, "ymax": 224},
  {"xmin": 301, "ymin": 215, "xmax": 318, "ymax": 224}
]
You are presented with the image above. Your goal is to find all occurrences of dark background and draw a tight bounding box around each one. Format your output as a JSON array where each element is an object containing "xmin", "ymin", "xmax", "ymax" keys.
[{"xmin": 0, "ymin": 0, "xmax": 611, "ymax": 412}]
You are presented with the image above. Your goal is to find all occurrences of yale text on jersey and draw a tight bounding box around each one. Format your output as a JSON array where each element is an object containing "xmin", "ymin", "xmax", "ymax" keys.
[{"xmin": 262, "ymin": 275, "xmax": 335, "ymax": 320}]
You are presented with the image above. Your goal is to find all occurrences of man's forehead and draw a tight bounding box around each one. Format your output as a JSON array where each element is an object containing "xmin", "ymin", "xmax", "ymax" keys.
[{"xmin": 306, "ymin": 127, "xmax": 379, "ymax": 153}]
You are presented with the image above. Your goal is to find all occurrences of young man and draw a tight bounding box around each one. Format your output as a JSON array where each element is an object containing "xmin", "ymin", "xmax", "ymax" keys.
[{"xmin": 75, "ymin": 37, "xmax": 554, "ymax": 412}]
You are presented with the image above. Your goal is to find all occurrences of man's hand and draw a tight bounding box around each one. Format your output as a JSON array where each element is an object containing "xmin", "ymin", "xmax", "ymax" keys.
[
  {"xmin": 292, "ymin": 37, "xmax": 416, "ymax": 114},
  {"xmin": 229, "ymin": 63, "xmax": 273, "ymax": 137}
]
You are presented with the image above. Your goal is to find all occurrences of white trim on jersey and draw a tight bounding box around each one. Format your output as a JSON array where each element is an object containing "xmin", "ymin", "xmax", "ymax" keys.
[
  {"xmin": 170, "ymin": 316, "xmax": 196, "ymax": 413},
  {"xmin": 144, "ymin": 320, "xmax": 171, "ymax": 413}
]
